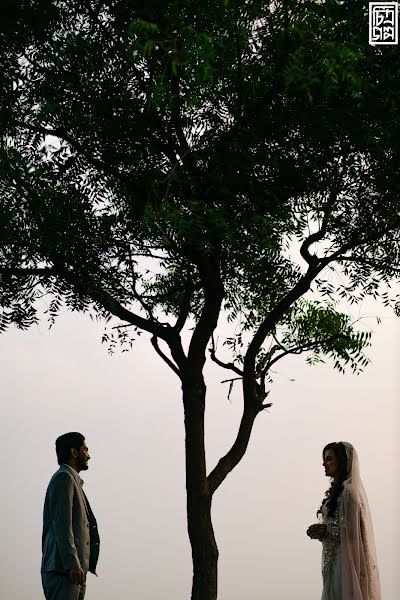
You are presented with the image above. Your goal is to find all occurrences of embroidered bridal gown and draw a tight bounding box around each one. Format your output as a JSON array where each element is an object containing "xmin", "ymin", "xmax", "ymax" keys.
[{"xmin": 320, "ymin": 497, "xmax": 342, "ymax": 600}]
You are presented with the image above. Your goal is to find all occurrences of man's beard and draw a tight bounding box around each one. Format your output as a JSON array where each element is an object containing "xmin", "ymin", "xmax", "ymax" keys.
[{"xmin": 78, "ymin": 458, "xmax": 89, "ymax": 471}]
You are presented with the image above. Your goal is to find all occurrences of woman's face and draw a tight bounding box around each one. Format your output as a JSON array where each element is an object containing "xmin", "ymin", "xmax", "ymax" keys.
[{"xmin": 323, "ymin": 448, "xmax": 339, "ymax": 479}]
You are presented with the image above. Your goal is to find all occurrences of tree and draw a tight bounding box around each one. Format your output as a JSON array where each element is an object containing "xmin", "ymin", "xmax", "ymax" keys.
[{"xmin": 1, "ymin": 1, "xmax": 400, "ymax": 598}]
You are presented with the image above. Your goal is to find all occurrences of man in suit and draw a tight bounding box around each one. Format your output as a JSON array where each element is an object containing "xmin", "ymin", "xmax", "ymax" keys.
[{"xmin": 41, "ymin": 432, "xmax": 100, "ymax": 600}]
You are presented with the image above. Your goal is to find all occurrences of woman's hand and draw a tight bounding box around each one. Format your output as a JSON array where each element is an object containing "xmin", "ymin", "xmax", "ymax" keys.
[{"xmin": 307, "ymin": 523, "xmax": 326, "ymax": 541}]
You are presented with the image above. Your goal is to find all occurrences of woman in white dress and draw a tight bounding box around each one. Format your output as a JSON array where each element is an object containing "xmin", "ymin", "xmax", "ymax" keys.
[{"xmin": 307, "ymin": 442, "xmax": 381, "ymax": 600}]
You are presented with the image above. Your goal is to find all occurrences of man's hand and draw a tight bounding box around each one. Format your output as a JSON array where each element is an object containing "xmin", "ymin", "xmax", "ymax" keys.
[
  {"xmin": 306, "ymin": 523, "xmax": 326, "ymax": 541},
  {"xmin": 68, "ymin": 567, "xmax": 86, "ymax": 585}
]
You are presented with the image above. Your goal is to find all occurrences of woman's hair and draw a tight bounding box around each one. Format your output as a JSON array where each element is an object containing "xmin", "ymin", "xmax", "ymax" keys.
[
  {"xmin": 317, "ymin": 442, "xmax": 348, "ymax": 518},
  {"xmin": 55, "ymin": 432, "xmax": 85, "ymax": 465}
]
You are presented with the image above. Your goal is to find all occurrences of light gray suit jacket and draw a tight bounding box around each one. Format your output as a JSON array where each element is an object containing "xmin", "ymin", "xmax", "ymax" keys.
[{"xmin": 41, "ymin": 465, "xmax": 92, "ymax": 574}]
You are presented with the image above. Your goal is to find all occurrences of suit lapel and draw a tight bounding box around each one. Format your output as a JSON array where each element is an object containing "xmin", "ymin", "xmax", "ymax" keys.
[{"xmin": 60, "ymin": 465, "xmax": 89, "ymax": 517}]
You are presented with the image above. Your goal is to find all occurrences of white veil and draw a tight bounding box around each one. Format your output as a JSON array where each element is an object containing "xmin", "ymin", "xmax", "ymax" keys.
[{"xmin": 339, "ymin": 442, "xmax": 381, "ymax": 600}]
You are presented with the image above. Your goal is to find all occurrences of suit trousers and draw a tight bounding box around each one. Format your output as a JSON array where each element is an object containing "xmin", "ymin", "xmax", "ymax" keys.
[{"xmin": 42, "ymin": 572, "xmax": 86, "ymax": 600}]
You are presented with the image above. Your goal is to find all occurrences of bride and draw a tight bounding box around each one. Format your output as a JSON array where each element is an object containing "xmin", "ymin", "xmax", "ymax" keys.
[{"xmin": 306, "ymin": 442, "xmax": 381, "ymax": 600}]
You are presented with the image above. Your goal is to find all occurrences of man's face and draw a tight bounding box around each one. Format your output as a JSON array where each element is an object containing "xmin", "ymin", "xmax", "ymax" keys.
[{"xmin": 76, "ymin": 440, "xmax": 90, "ymax": 471}]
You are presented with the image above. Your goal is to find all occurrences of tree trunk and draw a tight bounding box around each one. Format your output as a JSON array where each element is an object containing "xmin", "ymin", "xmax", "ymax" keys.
[
  {"xmin": 182, "ymin": 374, "xmax": 219, "ymax": 600},
  {"xmin": 188, "ymin": 493, "xmax": 219, "ymax": 600}
]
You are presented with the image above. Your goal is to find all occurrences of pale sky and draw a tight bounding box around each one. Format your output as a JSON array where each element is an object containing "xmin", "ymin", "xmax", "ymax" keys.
[{"xmin": 0, "ymin": 296, "xmax": 398, "ymax": 599}]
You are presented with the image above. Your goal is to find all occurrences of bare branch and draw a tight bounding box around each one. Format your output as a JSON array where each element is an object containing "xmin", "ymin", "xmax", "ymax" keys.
[
  {"xmin": 209, "ymin": 335, "xmax": 243, "ymax": 376},
  {"xmin": 210, "ymin": 350, "xmax": 244, "ymax": 376},
  {"xmin": 207, "ymin": 396, "xmax": 260, "ymax": 495},
  {"xmin": 207, "ymin": 377, "xmax": 274, "ymax": 495},
  {"xmin": 151, "ymin": 335, "xmax": 182, "ymax": 379},
  {"xmin": 221, "ymin": 377, "xmax": 242, "ymax": 384},
  {"xmin": 207, "ymin": 327, "xmax": 271, "ymax": 495}
]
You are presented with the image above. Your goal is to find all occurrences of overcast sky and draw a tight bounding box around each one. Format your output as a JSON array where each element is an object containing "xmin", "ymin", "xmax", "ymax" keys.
[{"xmin": 0, "ymin": 293, "xmax": 398, "ymax": 599}]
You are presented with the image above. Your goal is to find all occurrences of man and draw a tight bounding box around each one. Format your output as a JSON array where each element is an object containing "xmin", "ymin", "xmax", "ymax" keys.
[{"xmin": 41, "ymin": 432, "xmax": 100, "ymax": 600}]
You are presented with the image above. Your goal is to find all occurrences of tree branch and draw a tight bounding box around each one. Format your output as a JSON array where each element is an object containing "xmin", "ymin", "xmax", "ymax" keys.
[
  {"xmin": 174, "ymin": 268, "xmax": 193, "ymax": 332},
  {"xmin": 243, "ymin": 262, "xmax": 324, "ymax": 376},
  {"xmin": 221, "ymin": 376, "xmax": 242, "ymax": 384},
  {"xmin": 0, "ymin": 267, "xmax": 55, "ymax": 277},
  {"xmin": 0, "ymin": 263, "xmax": 175, "ymax": 342},
  {"xmin": 127, "ymin": 244, "xmax": 155, "ymax": 320},
  {"xmin": 337, "ymin": 255, "xmax": 400, "ymax": 274},
  {"xmin": 300, "ymin": 188, "xmax": 338, "ymax": 266},
  {"xmin": 267, "ymin": 333, "xmax": 351, "ymax": 369},
  {"xmin": 186, "ymin": 253, "xmax": 224, "ymax": 372},
  {"xmin": 209, "ymin": 348, "xmax": 243, "ymax": 376},
  {"xmin": 207, "ymin": 401, "xmax": 259, "ymax": 495},
  {"xmin": 151, "ymin": 335, "xmax": 182, "ymax": 379},
  {"xmin": 325, "ymin": 219, "xmax": 400, "ymax": 264},
  {"xmin": 244, "ymin": 218, "xmax": 400, "ymax": 378},
  {"xmin": 255, "ymin": 344, "xmax": 280, "ymax": 377}
]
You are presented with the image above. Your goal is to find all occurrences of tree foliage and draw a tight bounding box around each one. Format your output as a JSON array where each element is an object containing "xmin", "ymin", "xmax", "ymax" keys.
[{"xmin": 1, "ymin": 1, "xmax": 399, "ymax": 338}]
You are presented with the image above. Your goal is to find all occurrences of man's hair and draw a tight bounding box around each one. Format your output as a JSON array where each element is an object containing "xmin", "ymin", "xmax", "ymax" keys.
[{"xmin": 55, "ymin": 432, "xmax": 85, "ymax": 465}]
